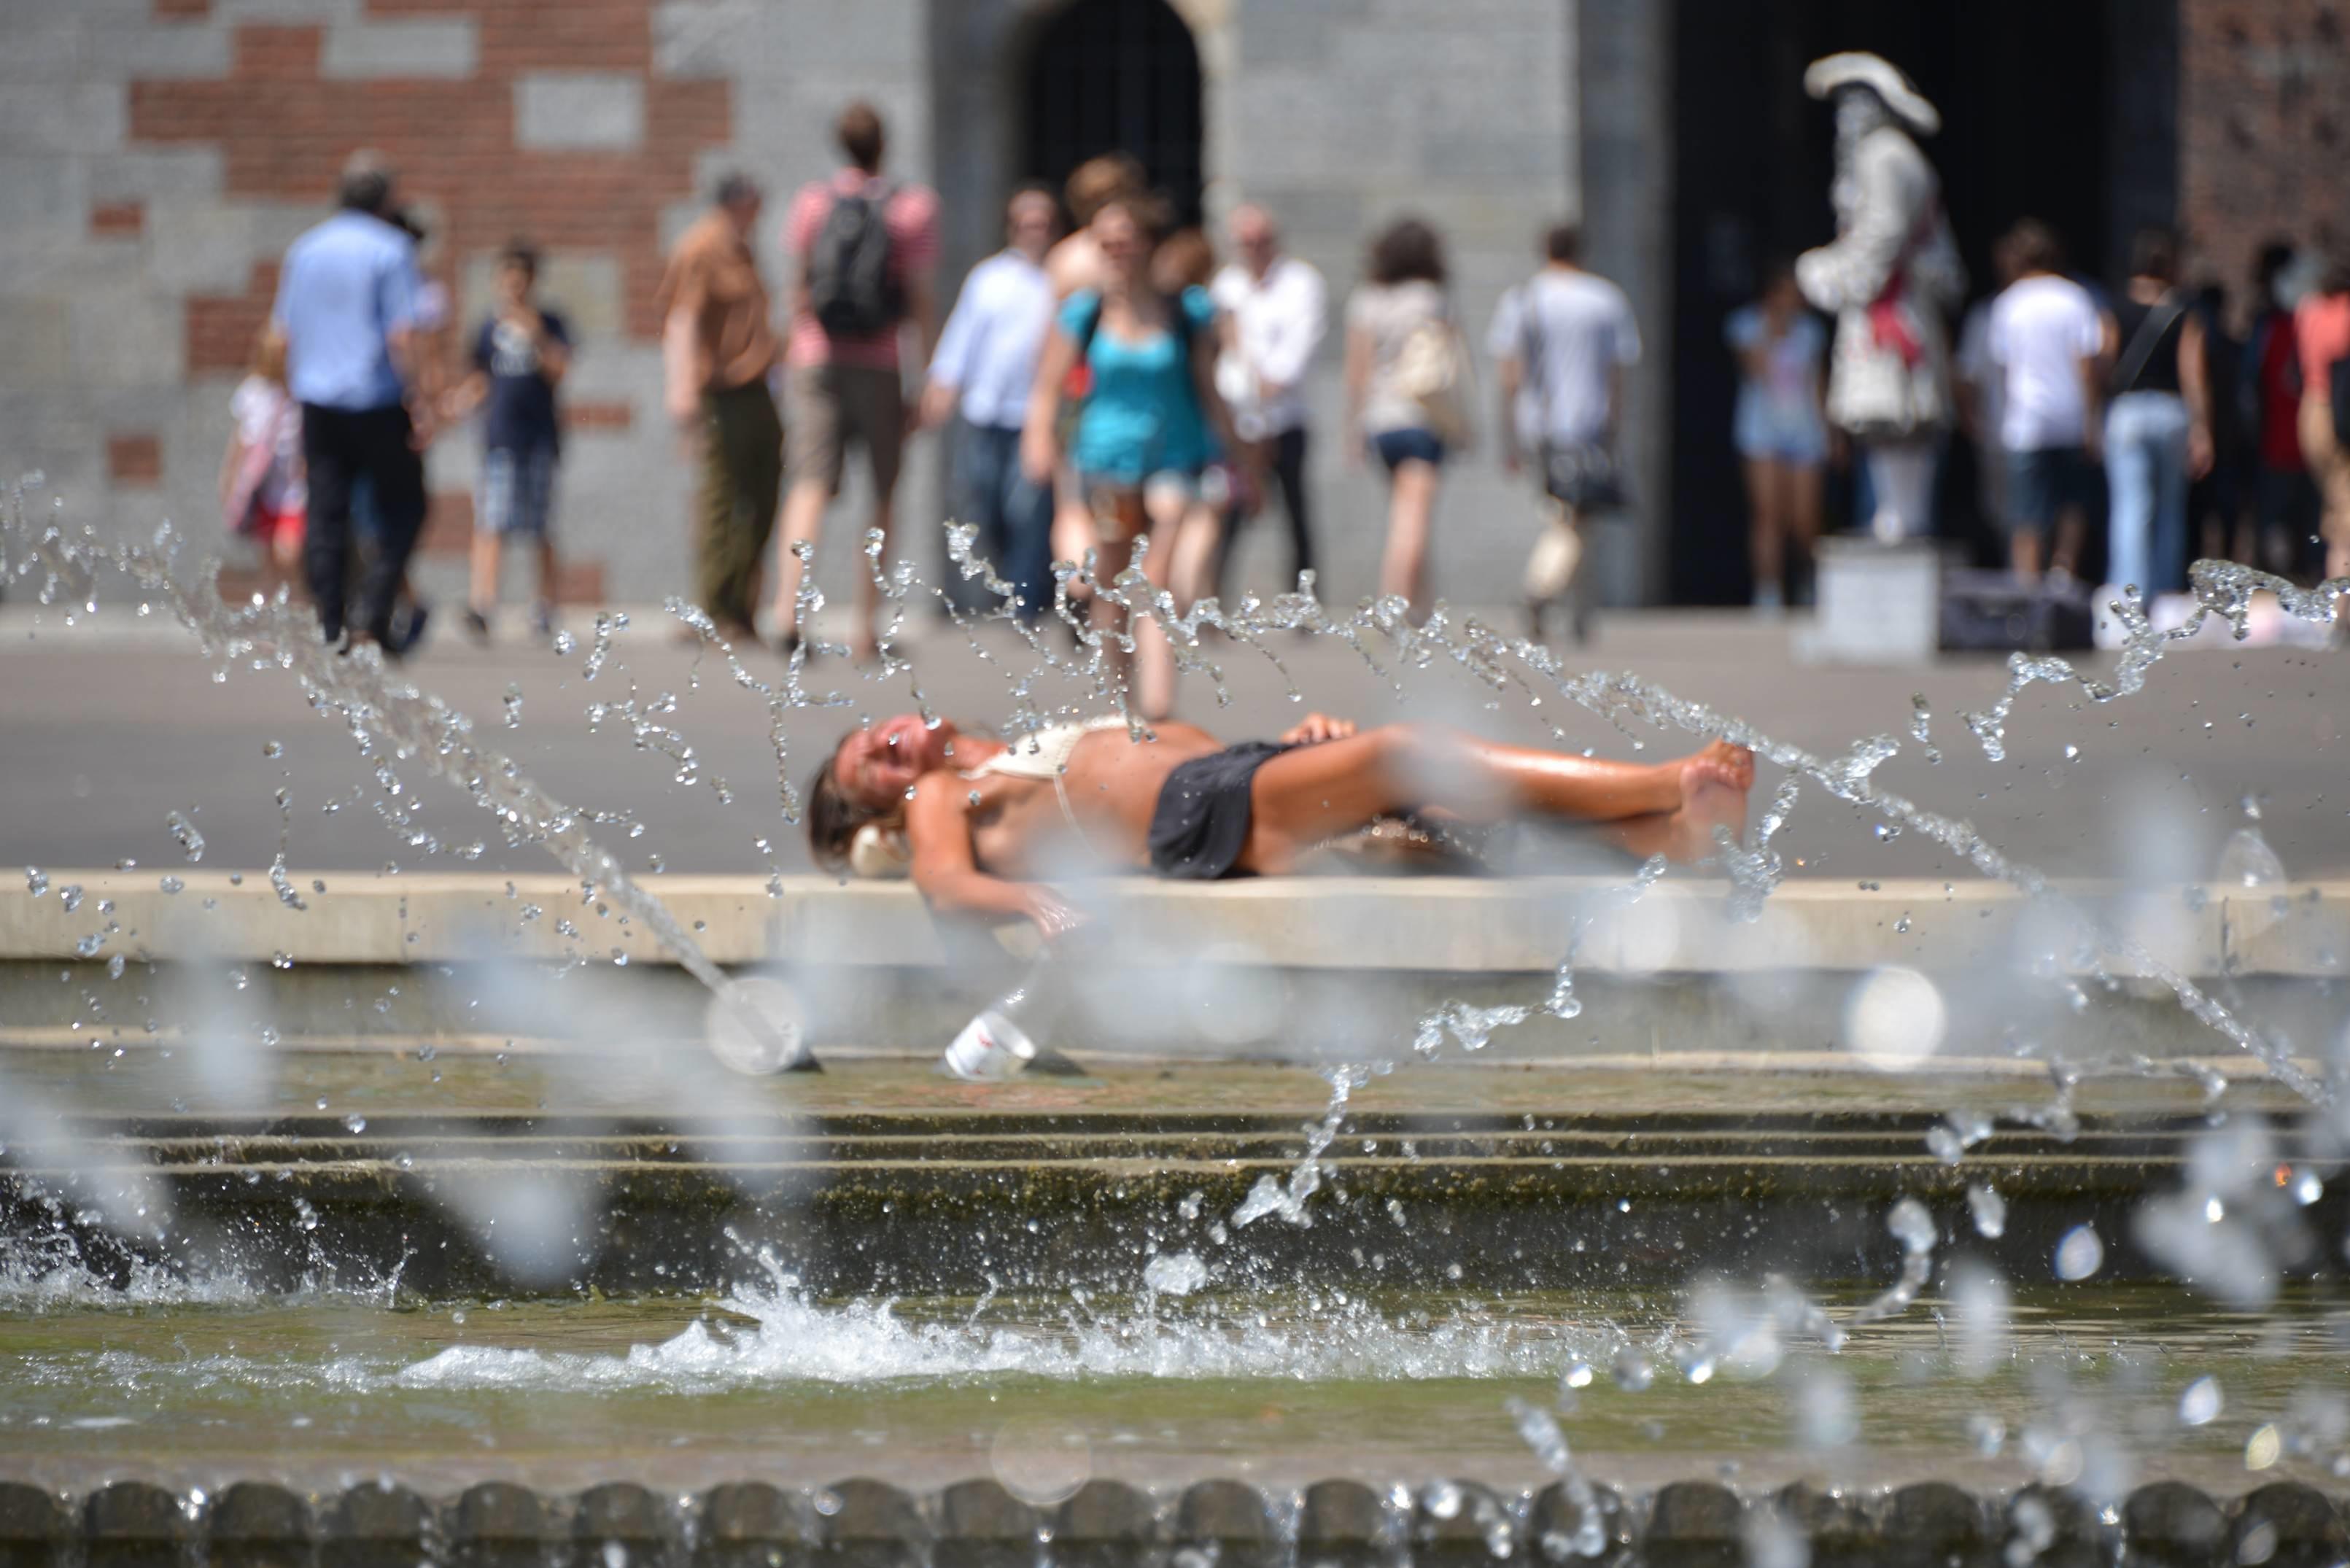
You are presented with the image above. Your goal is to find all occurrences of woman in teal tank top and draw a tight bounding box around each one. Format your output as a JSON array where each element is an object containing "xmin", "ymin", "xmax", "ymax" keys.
[{"xmin": 1023, "ymin": 198, "xmax": 1238, "ymax": 718}]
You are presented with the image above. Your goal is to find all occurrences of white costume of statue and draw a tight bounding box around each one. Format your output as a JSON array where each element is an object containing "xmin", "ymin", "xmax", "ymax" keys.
[{"xmin": 1796, "ymin": 55, "xmax": 1964, "ymax": 540}]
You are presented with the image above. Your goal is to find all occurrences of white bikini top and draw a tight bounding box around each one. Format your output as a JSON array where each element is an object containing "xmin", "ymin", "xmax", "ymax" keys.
[{"xmin": 961, "ymin": 716, "xmax": 1129, "ymax": 783}]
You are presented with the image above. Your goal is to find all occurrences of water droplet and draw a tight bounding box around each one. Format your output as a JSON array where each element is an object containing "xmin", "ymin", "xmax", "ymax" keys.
[
  {"xmin": 2179, "ymin": 1375, "xmax": 2222, "ymax": 1427},
  {"xmin": 1966, "ymin": 1184, "xmax": 2006, "ymax": 1238},
  {"xmin": 344, "ymin": 1114, "xmax": 368, "ymax": 1134},
  {"xmin": 2054, "ymin": 1224, "xmax": 2104, "ymax": 1281},
  {"xmin": 165, "ymin": 810, "xmax": 206, "ymax": 862}
]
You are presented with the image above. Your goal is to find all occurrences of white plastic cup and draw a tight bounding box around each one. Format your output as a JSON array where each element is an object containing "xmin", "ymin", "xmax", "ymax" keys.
[{"xmin": 942, "ymin": 1008, "xmax": 1037, "ymax": 1082}]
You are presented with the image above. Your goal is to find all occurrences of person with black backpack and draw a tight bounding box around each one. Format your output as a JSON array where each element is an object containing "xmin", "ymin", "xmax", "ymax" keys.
[{"xmin": 772, "ymin": 102, "xmax": 941, "ymax": 661}]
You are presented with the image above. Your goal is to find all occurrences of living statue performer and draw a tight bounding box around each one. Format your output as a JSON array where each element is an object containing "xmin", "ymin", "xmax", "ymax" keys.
[{"xmin": 1795, "ymin": 53, "xmax": 1966, "ymax": 543}]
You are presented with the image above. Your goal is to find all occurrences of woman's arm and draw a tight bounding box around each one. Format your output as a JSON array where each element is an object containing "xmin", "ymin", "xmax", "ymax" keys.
[
  {"xmin": 905, "ymin": 774, "xmax": 1082, "ymax": 936},
  {"xmin": 1191, "ymin": 310, "xmax": 1241, "ymax": 458},
  {"xmin": 1021, "ymin": 325, "xmax": 1077, "ymax": 484},
  {"xmin": 2180, "ymin": 309, "xmax": 2213, "ymax": 478},
  {"xmin": 1342, "ymin": 321, "xmax": 1370, "ymax": 435}
]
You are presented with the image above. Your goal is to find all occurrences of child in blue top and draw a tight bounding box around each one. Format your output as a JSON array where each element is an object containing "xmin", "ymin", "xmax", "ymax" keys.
[{"xmin": 1023, "ymin": 198, "xmax": 1238, "ymax": 718}]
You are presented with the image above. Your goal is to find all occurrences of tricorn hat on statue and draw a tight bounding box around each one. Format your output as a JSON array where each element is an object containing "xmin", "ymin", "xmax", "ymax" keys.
[{"xmin": 1804, "ymin": 51, "xmax": 1940, "ymax": 136}]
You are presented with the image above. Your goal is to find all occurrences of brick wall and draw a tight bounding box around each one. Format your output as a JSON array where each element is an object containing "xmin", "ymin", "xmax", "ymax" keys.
[
  {"xmin": 0, "ymin": 0, "xmax": 928, "ymax": 611},
  {"xmin": 2180, "ymin": 0, "xmax": 2350, "ymax": 298}
]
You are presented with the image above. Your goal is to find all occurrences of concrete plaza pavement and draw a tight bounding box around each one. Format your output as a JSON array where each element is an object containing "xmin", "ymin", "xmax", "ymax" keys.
[{"xmin": 0, "ymin": 600, "xmax": 2342, "ymax": 881}]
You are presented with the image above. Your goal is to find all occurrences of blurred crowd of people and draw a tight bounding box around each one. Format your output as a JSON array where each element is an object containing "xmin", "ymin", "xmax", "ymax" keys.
[
  {"xmin": 228, "ymin": 152, "xmax": 571, "ymax": 656},
  {"xmin": 248, "ymin": 106, "xmax": 1646, "ymax": 680},
  {"xmin": 254, "ymin": 79, "xmax": 2346, "ymax": 676},
  {"xmin": 1723, "ymin": 53, "xmax": 2350, "ymax": 625}
]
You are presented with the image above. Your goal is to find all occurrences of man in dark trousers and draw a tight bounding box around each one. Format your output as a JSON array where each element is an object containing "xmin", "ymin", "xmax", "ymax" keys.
[{"xmin": 273, "ymin": 150, "xmax": 435, "ymax": 654}]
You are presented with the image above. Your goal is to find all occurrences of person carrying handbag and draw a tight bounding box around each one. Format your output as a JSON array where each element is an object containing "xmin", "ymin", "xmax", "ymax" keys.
[
  {"xmin": 1345, "ymin": 218, "xmax": 1468, "ymax": 621},
  {"xmin": 1490, "ymin": 223, "xmax": 1639, "ymax": 645},
  {"xmin": 2101, "ymin": 226, "xmax": 2211, "ymax": 607}
]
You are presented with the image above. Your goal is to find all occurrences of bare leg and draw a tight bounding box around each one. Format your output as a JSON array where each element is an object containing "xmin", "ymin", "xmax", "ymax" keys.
[
  {"xmin": 851, "ymin": 486, "xmax": 896, "ymax": 664},
  {"xmin": 772, "ymin": 478, "xmax": 829, "ymax": 640},
  {"xmin": 1242, "ymin": 723, "xmax": 1753, "ymax": 871},
  {"xmin": 1745, "ymin": 456, "xmax": 1782, "ymax": 602},
  {"xmin": 1131, "ymin": 485, "xmax": 1194, "ymax": 721},
  {"xmin": 1379, "ymin": 459, "xmax": 1438, "ymax": 616},
  {"xmin": 1166, "ymin": 495, "xmax": 1222, "ymax": 610},
  {"xmin": 1787, "ymin": 460, "xmax": 1822, "ymax": 591},
  {"xmin": 2052, "ymin": 506, "xmax": 2085, "ymax": 578},
  {"xmin": 533, "ymin": 535, "xmax": 559, "ymax": 608},
  {"xmin": 469, "ymin": 529, "xmax": 501, "ymax": 615},
  {"xmin": 2010, "ymin": 528, "xmax": 2043, "ymax": 583},
  {"xmin": 1089, "ymin": 496, "xmax": 1141, "ymax": 701}
]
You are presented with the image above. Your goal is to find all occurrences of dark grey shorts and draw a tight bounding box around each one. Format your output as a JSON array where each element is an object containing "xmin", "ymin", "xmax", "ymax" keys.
[{"xmin": 1145, "ymin": 741, "xmax": 1295, "ymax": 880}]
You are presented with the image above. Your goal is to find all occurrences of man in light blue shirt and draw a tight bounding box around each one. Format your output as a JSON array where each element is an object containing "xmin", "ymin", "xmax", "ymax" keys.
[
  {"xmin": 920, "ymin": 186, "xmax": 1058, "ymax": 622},
  {"xmin": 272, "ymin": 151, "xmax": 433, "ymax": 653}
]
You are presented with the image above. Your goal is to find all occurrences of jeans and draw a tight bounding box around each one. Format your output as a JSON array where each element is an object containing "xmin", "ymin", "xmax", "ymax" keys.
[
  {"xmin": 1218, "ymin": 424, "xmax": 1314, "ymax": 597},
  {"xmin": 955, "ymin": 421, "xmax": 1053, "ymax": 622},
  {"xmin": 2105, "ymin": 390, "xmax": 2190, "ymax": 599},
  {"xmin": 301, "ymin": 402, "xmax": 424, "ymax": 646}
]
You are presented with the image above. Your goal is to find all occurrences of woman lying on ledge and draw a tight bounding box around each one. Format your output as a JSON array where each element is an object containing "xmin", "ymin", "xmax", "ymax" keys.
[{"xmin": 807, "ymin": 712, "xmax": 1756, "ymax": 936}]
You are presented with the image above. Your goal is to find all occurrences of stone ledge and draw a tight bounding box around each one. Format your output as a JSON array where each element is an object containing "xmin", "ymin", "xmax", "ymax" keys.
[
  {"xmin": 0, "ymin": 1478, "xmax": 2338, "ymax": 1566},
  {"xmin": 1, "ymin": 872, "xmax": 2343, "ymax": 978}
]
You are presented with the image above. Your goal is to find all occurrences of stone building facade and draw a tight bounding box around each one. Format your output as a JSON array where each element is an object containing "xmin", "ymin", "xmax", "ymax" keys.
[{"xmin": 0, "ymin": 0, "xmax": 2339, "ymax": 612}]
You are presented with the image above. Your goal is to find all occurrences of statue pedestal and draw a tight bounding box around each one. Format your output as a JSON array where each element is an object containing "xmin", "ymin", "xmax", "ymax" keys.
[{"xmin": 1794, "ymin": 536, "xmax": 1940, "ymax": 665}]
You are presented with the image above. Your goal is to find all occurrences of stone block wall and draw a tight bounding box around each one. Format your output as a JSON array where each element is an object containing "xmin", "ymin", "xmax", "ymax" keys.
[{"xmin": 2179, "ymin": 0, "xmax": 2350, "ymax": 301}]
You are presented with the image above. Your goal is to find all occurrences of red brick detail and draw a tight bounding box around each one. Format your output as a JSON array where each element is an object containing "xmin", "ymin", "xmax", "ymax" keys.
[
  {"xmin": 109, "ymin": 434, "xmax": 164, "ymax": 486},
  {"xmin": 561, "ymin": 399, "xmax": 633, "ymax": 432},
  {"xmin": 2181, "ymin": 0, "xmax": 2350, "ymax": 307},
  {"xmin": 91, "ymin": 201, "xmax": 146, "ymax": 238},
  {"xmin": 129, "ymin": 9, "xmax": 730, "ymax": 347},
  {"xmin": 551, "ymin": 559, "xmax": 606, "ymax": 605},
  {"xmin": 187, "ymin": 260, "xmax": 279, "ymax": 375},
  {"xmin": 419, "ymin": 491, "xmax": 474, "ymax": 556}
]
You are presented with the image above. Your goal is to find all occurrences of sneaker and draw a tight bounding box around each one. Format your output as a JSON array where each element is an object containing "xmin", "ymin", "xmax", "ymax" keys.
[
  {"xmin": 529, "ymin": 602, "xmax": 554, "ymax": 638},
  {"xmin": 462, "ymin": 608, "xmax": 492, "ymax": 645},
  {"xmin": 387, "ymin": 599, "xmax": 430, "ymax": 658}
]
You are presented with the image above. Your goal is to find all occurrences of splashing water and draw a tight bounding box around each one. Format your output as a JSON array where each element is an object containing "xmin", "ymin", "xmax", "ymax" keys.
[
  {"xmin": 0, "ymin": 477, "xmax": 792, "ymax": 1063},
  {"xmin": 1232, "ymin": 1065, "xmax": 1368, "ymax": 1228}
]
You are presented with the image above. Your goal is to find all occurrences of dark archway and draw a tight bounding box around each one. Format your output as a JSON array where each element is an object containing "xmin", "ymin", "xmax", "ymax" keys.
[{"xmin": 1023, "ymin": 0, "xmax": 1203, "ymax": 225}]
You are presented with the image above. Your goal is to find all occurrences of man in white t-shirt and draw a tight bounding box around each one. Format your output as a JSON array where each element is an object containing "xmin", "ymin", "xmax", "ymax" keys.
[
  {"xmin": 1210, "ymin": 203, "xmax": 1327, "ymax": 594},
  {"xmin": 1489, "ymin": 222, "xmax": 1640, "ymax": 643},
  {"xmin": 1985, "ymin": 219, "xmax": 2104, "ymax": 581}
]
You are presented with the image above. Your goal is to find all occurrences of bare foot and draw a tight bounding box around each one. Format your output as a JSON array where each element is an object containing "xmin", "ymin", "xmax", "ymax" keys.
[
  {"xmin": 1678, "ymin": 739, "xmax": 1755, "ymax": 800},
  {"xmin": 1666, "ymin": 741, "xmax": 1754, "ymax": 862}
]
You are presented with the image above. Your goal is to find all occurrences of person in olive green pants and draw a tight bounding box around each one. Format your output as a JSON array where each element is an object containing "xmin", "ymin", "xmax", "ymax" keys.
[
  {"xmin": 697, "ymin": 378, "xmax": 784, "ymax": 632},
  {"xmin": 660, "ymin": 174, "xmax": 785, "ymax": 643}
]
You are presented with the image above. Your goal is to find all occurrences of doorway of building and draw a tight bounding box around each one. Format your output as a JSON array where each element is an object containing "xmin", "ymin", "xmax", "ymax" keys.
[
  {"xmin": 1667, "ymin": 1, "xmax": 2165, "ymax": 604},
  {"xmin": 1023, "ymin": 0, "xmax": 1203, "ymax": 225}
]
